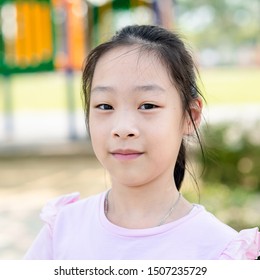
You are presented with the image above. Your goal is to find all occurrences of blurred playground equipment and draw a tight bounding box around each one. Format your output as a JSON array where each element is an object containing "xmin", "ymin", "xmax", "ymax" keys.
[
  {"xmin": 0, "ymin": 0, "xmax": 54, "ymax": 74},
  {"xmin": 1, "ymin": 0, "xmax": 172, "ymax": 74},
  {"xmin": 0, "ymin": 0, "xmax": 172, "ymax": 141}
]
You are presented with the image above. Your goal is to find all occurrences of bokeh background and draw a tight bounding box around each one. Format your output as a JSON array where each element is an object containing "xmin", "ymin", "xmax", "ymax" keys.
[{"xmin": 0, "ymin": 0, "xmax": 259, "ymax": 259}]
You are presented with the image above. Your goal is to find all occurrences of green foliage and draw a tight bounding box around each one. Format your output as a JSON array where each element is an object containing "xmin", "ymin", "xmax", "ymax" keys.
[
  {"xmin": 196, "ymin": 121, "xmax": 260, "ymax": 192},
  {"xmin": 183, "ymin": 181, "xmax": 260, "ymax": 231}
]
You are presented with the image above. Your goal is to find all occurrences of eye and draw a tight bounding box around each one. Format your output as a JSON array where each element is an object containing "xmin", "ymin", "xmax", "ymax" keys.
[
  {"xmin": 139, "ymin": 103, "xmax": 159, "ymax": 110},
  {"xmin": 96, "ymin": 104, "xmax": 113, "ymax": 110}
]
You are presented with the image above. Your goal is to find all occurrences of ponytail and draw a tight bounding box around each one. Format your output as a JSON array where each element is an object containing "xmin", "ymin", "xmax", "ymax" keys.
[{"xmin": 174, "ymin": 141, "xmax": 186, "ymax": 190}]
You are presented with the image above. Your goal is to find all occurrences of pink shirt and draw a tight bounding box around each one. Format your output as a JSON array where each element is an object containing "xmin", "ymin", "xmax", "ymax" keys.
[{"xmin": 24, "ymin": 192, "xmax": 260, "ymax": 260}]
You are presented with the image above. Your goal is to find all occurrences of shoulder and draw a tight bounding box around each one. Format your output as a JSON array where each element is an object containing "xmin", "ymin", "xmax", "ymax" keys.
[
  {"xmin": 218, "ymin": 228, "xmax": 260, "ymax": 260},
  {"xmin": 190, "ymin": 205, "xmax": 260, "ymax": 259},
  {"xmin": 187, "ymin": 205, "xmax": 237, "ymax": 238},
  {"xmin": 40, "ymin": 192, "xmax": 80, "ymax": 230},
  {"xmin": 40, "ymin": 192, "xmax": 105, "ymax": 232}
]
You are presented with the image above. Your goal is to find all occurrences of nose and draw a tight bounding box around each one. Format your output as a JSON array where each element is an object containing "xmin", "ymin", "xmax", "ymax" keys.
[{"xmin": 111, "ymin": 111, "xmax": 139, "ymax": 139}]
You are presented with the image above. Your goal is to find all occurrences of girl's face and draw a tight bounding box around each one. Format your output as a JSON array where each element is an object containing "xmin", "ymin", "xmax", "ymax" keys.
[{"xmin": 89, "ymin": 46, "xmax": 190, "ymax": 187}]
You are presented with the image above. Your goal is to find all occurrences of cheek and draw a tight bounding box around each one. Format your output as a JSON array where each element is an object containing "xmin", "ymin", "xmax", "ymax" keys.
[
  {"xmin": 156, "ymin": 110, "xmax": 185, "ymax": 136},
  {"xmin": 89, "ymin": 130, "xmax": 106, "ymax": 164},
  {"xmin": 90, "ymin": 124, "xmax": 105, "ymax": 143},
  {"xmin": 89, "ymin": 117, "xmax": 104, "ymax": 149},
  {"xmin": 89, "ymin": 109, "xmax": 103, "ymax": 134},
  {"xmin": 153, "ymin": 115, "xmax": 185, "ymax": 157}
]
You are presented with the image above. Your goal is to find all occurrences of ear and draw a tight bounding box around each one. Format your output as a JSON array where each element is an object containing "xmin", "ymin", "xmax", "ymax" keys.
[{"xmin": 184, "ymin": 97, "xmax": 203, "ymax": 135}]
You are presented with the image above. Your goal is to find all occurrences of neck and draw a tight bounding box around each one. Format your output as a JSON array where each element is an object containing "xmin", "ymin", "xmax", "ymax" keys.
[{"xmin": 105, "ymin": 177, "xmax": 189, "ymax": 229}]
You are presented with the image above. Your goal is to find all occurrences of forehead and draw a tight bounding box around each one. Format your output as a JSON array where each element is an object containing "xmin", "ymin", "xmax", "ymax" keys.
[{"xmin": 92, "ymin": 45, "xmax": 171, "ymax": 86}]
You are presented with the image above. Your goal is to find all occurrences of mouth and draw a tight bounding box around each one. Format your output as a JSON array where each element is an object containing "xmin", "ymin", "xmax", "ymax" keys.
[{"xmin": 110, "ymin": 149, "xmax": 144, "ymax": 161}]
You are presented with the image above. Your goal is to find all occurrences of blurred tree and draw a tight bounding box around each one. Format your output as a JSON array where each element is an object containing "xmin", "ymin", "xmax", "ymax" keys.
[
  {"xmin": 176, "ymin": 0, "xmax": 260, "ymax": 50},
  {"xmin": 195, "ymin": 122, "xmax": 260, "ymax": 192}
]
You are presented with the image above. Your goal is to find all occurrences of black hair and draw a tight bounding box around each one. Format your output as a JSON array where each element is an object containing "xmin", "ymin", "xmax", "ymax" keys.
[{"xmin": 82, "ymin": 24, "xmax": 204, "ymax": 190}]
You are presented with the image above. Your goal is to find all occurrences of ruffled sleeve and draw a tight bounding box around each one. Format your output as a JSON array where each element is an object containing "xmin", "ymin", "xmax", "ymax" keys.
[
  {"xmin": 40, "ymin": 192, "xmax": 80, "ymax": 232},
  {"xmin": 218, "ymin": 228, "xmax": 260, "ymax": 260},
  {"xmin": 23, "ymin": 192, "xmax": 80, "ymax": 259}
]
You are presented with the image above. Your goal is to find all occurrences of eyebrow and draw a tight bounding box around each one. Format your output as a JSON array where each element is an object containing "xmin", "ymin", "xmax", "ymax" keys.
[
  {"xmin": 134, "ymin": 84, "xmax": 165, "ymax": 93},
  {"xmin": 91, "ymin": 86, "xmax": 114, "ymax": 94},
  {"xmin": 91, "ymin": 84, "xmax": 166, "ymax": 94}
]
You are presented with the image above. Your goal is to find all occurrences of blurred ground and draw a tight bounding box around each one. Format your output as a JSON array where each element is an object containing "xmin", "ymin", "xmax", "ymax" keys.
[{"xmin": 0, "ymin": 152, "xmax": 108, "ymax": 259}]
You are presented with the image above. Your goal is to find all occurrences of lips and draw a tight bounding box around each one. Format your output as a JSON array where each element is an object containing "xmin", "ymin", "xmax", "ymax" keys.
[{"xmin": 110, "ymin": 149, "xmax": 143, "ymax": 161}]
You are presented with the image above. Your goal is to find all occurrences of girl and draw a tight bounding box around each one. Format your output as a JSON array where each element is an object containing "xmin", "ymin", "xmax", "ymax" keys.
[{"xmin": 24, "ymin": 25, "xmax": 260, "ymax": 260}]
